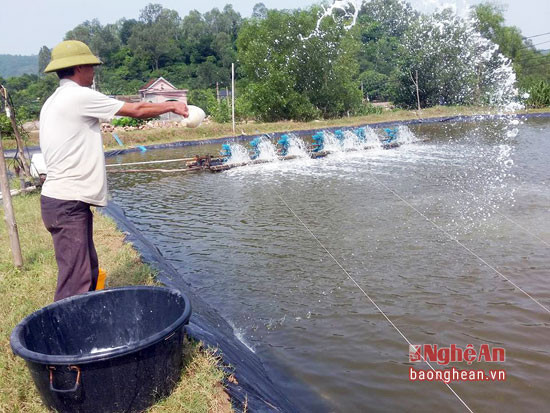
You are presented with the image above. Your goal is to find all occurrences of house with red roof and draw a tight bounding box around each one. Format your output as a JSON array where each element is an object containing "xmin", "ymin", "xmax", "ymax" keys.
[{"xmin": 138, "ymin": 77, "xmax": 188, "ymax": 120}]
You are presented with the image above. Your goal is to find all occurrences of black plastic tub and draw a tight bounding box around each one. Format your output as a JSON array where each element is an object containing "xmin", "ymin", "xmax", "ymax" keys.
[{"xmin": 10, "ymin": 286, "xmax": 192, "ymax": 413}]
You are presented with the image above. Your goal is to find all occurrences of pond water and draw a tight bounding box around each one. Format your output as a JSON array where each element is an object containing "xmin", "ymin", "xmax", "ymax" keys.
[{"xmin": 108, "ymin": 117, "xmax": 549, "ymax": 412}]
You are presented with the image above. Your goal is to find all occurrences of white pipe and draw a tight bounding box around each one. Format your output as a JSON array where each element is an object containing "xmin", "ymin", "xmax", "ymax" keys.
[{"xmin": 106, "ymin": 158, "xmax": 196, "ymax": 168}]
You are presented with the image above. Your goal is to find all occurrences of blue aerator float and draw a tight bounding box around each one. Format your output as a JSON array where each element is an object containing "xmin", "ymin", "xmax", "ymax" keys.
[
  {"xmin": 277, "ymin": 134, "xmax": 291, "ymax": 156},
  {"xmin": 381, "ymin": 127, "xmax": 400, "ymax": 149},
  {"xmin": 312, "ymin": 131, "xmax": 324, "ymax": 152},
  {"xmin": 354, "ymin": 127, "xmax": 366, "ymax": 143},
  {"xmin": 249, "ymin": 137, "xmax": 262, "ymax": 160},
  {"xmin": 220, "ymin": 143, "xmax": 232, "ymax": 161},
  {"xmin": 383, "ymin": 127, "xmax": 398, "ymax": 144}
]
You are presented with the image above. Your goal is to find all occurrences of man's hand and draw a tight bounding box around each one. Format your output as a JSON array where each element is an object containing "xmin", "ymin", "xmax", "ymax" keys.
[{"xmin": 171, "ymin": 102, "xmax": 189, "ymax": 117}]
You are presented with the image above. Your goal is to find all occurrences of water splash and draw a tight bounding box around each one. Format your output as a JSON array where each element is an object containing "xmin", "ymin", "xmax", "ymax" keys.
[
  {"xmin": 301, "ymin": 0, "xmax": 361, "ymax": 40},
  {"xmin": 322, "ymin": 131, "xmax": 343, "ymax": 152},
  {"xmin": 342, "ymin": 130, "xmax": 364, "ymax": 150},
  {"xmin": 396, "ymin": 126, "xmax": 419, "ymax": 144},
  {"xmin": 305, "ymin": 1, "xmax": 521, "ymax": 113},
  {"xmin": 285, "ymin": 134, "xmax": 310, "ymax": 157},
  {"xmin": 226, "ymin": 143, "xmax": 251, "ymax": 164},
  {"xmin": 255, "ymin": 137, "xmax": 279, "ymax": 161},
  {"xmin": 364, "ymin": 126, "xmax": 382, "ymax": 149}
]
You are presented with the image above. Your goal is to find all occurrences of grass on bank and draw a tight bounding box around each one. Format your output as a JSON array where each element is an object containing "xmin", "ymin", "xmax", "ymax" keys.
[
  {"xmin": 0, "ymin": 192, "xmax": 232, "ymax": 413},
  {"xmin": 4, "ymin": 105, "xmax": 549, "ymax": 151}
]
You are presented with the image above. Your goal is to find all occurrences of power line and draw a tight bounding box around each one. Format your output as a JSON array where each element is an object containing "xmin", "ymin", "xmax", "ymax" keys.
[
  {"xmin": 532, "ymin": 40, "xmax": 550, "ymax": 48},
  {"xmin": 504, "ymin": 39, "xmax": 550, "ymax": 54},
  {"xmin": 524, "ymin": 31, "xmax": 550, "ymax": 39},
  {"xmin": 514, "ymin": 40, "xmax": 550, "ymax": 51}
]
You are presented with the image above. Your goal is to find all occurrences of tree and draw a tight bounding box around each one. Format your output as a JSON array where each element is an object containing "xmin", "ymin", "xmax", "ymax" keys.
[
  {"xmin": 252, "ymin": 3, "xmax": 268, "ymax": 20},
  {"xmin": 471, "ymin": 3, "xmax": 550, "ymax": 88},
  {"xmin": 354, "ymin": 0, "xmax": 417, "ymax": 102},
  {"xmin": 128, "ymin": 5, "xmax": 181, "ymax": 71},
  {"xmin": 64, "ymin": 19, "xmax": 121, "ymax": 65},
  {"xmin": 359, "ymin": 0, "xmax": 417, "ymax": 38},
  {"xmin": 187, "ymin": 88, "xmax": 217, "ymax": 115},
  {"xmin": 38, "ymin": 46, "xmax": 51, "ymax": 75},
  {"xmin": 391, "ymin": 9, "xmax": 518, "ymax": 108},
  {"xmin": 179, "ymin": 7, "xmax": 242, "ymax": 89},
  {"xmin": 119, "ymin": 18, "xmax": 138, "ymax": 45},
  {"xmin": 237, "ymin": 7, "xmax": 362, "ymax": 121}
]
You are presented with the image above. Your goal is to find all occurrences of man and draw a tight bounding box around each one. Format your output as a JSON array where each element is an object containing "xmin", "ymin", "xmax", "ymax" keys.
[{"xmin": 40, "ymin": 40, "xmax": 188, "ymax": 301}]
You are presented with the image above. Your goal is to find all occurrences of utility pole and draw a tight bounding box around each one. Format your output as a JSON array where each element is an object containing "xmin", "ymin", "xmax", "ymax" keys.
[
  {"xmin": 231, "ymin": 63, "xmax": 235, "ymax": 134},
  {"xmin": 0, "ymin": 129, "xmax": 24, "ymax": 267},
  {"xmin": 0, "ymin": 85, "xmax": 32, "ymax": 180}
]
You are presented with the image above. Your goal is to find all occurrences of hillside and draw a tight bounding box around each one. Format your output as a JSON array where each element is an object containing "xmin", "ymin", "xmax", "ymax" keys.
[{"xmin": 0, "ymin": 54, "xmax": 37, "ymax": 78}]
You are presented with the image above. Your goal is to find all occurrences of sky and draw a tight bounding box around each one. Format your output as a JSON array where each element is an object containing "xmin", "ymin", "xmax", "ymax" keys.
[{"xmin": 0, "ymin": 0, "xmax": 548, "ymax": 55}]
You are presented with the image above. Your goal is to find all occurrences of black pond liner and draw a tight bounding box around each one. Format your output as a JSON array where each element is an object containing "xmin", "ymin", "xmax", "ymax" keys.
[{"xmin": 10, "ymin": 286, "xmax": 191, "ymax": 413}]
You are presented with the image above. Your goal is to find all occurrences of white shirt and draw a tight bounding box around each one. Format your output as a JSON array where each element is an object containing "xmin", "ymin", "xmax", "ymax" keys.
[{"xmin": 39, "ymin": 79, "xmax": 124, "ymax": 206}]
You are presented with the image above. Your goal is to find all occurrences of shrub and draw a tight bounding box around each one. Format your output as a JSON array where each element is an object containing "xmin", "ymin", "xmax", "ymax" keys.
[
  {"xmin": 354, "ymin": 103, "xmax": 384, "ymax": 116},
  {"xmin": 111, "ymin": 117, "xmax": 145, "ymax": 127},
  {"xmin": 0, "ymin": 114, "xmax": 12, "ymax": 136},
  {"xmin": 208, "ymin": 99, "xmax": 232, "ymax": 123},
  {"xmin": 525, "ymin": 81, "xmax": 550, "ymax": 108},
  {"xmin": 187, "ymin": 89, "xmax": 217, "ymax": 116}
]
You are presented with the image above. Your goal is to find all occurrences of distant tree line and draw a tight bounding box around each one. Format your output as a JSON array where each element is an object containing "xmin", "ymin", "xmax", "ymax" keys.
[
  {"xmin": 1, "ymin": 0, "xmax": 549, "ymax": 131},
  {"xmin": 0, "ymin": 55, "xmax": 38, "ymax": 78}
]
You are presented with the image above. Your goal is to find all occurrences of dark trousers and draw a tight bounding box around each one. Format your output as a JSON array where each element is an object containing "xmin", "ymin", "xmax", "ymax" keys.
[{"xmin": 41, "ymin": 195, "xmax": 98, "ymax": 301}]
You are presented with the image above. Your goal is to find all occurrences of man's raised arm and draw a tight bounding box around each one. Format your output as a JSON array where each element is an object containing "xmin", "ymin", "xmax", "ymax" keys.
[{"xmin": 117, "ymin": 101, "xmax": 189, "ymax": 119}]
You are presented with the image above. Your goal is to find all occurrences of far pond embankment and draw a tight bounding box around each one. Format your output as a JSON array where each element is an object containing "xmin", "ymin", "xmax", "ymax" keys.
[{"xmin": 5, "ymin": 106, "xmax": 550, "ymax": 151}]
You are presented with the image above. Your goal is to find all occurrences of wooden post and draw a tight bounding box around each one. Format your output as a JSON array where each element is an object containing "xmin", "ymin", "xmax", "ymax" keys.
[
  {"xmin": 216, "ymin": 82, "xmax": 220, "ymax": 103},
  {"xmin": 0, "ymin": 86, "xmax": 32, "ymax": 180},
  {"xmin": 0, "ymin": 130, "xmax": 24, "ymax": 267},
  {"xmin": 409, "ymin": 70, "xmax": 421, "ymax": 111},
  {"xmin": 415, "ymin": 70, "xmax": 421, "ymax": 111},
  {"xmin": 231, "ymin": 63, "xmax": 235, "ymax": 134}
]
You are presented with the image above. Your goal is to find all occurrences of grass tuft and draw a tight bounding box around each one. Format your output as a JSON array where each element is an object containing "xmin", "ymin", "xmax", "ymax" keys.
[{"xmin": 0, "ymin": 192, "xmax": 232, "ymax": 412}]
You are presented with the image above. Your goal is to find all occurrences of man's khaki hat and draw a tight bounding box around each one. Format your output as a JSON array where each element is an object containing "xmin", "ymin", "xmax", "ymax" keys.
[{"xmin": 44, "ymin": 40, "xmax": 101, "ymax": 73}]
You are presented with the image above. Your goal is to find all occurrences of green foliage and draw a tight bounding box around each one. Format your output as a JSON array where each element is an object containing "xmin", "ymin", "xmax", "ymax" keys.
[
  {"xmin": 2, "ymin": 73, "xmax": 58, "ymax": 120},
  {"xmin": 390, "ymin": 9, "xmax": 519, "ymax": 108},
  {"xmin": 38, "ymin": 46, "xmax": 51, "ymax": 75},
  {"xmin": 360, "ymin": 70, "xmax": 390, "ymax": 101},
  {"xmin": 525, "ymin": 81, "xmax": 550, "ymax": 108},
  {"xmin": 354, "ymin": 103, "xmax": 383, "ymax": 116},
  {"xmin": 0, "ymin": 114, "xmax": 12, "ymax": 136},
  {"xmin": 205, "ymin": 94, "xmax": 254, "ymax": 123},
  {"xmin": 187, "ymin": 89, "xmax": 217, "ymax": 115},
  {"xmin": 208, "ymin": 99, "xmax": 232, "ymax": 123},
  {"xmin": 111, "ymin": 117, "xmax": 145, "ymax": 127},
  {"xmin": 237, "ymin": 7, "xmax": 361, "ymax": 121},
  {"xmin": 472, "ymin": 3, "xmax": 550, "ymax": 85},
  {"xmin": 128, "ymin": 6, "xmax": 181, "ymax": 71}
]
